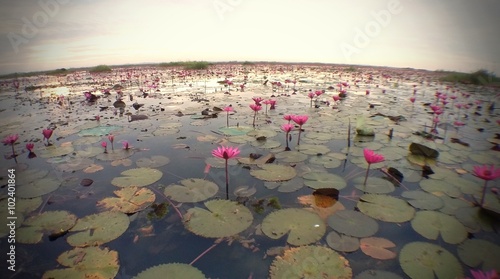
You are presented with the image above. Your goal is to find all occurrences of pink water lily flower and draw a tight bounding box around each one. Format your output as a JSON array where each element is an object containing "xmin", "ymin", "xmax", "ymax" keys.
[
  {"xmin": 291, "ymin": 115, "xmax": 308, "ymax": 145},
  {"xmin": 250, "ymin": 104, "xmax": 262, "ymax": 127},
  {"xmin": 268, "ymin": 99, "xmax": 276, "ymax": 110},
  {"xmin": 472, "ymin": 165, "xmax": 500, "ymax": 206},
  {"xmin": 42, "ymin": 129, "xmax": 53, "ymax": 140},
  {"xmin": 283, "ymin": 114, "xmax": 293, "ymax": 123},
  {"xmin": 363, "ymin": 148, "xmax": 385, "ymax": 185},
  {"xmin": 212, "ymin": 146, "xmax": 240, "ymax": 199},
  {"xmin": 2, "ymin": 134, "xmax": 19, "ymax": 158},
  {"xmin": 410, "ymin": 97, "xmax": 416, "ymax": 103},
  {"xmin": 122, "ymin": 140, "xmax": 130, "ymax": 150},
  {"xmin": 252, "ymin": 97, "xmax": 263, "ymax": 105},
  {"xmin": 26, "ymin": 143, "xmax": 34, "ymax": 152},
  {"xmin": 223, "ymin": 106, "xmax": 233, "ymax": 127},
  {"xmin": 468, "ymin": 269, "xmax": 498, "ymax": 279}
]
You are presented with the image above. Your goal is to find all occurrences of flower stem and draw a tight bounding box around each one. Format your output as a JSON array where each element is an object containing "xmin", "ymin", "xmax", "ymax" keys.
[
  {"xmin": 226, "ymin": 112, "xmax": 229, "ymax": 127},
  {"xmin": 297, "ymin": 126, "xmax": 302, "ymax": 145},
  {"xmin": 225, "ymin": 159, "xmax": 229, "ymax": 200},
  {"xmin": 10, "ymin": 144, "xmax": 15, "ymax": 157},
  {"xmin": 480, "ymin": 180, "xmax": 488, "ymax": 206},
  {"xmin": 363, "ymin": 164, "xmax": 371, "ymax": 185},
  {"xmin": 253, "ymin": 111, "xmax": 256, "ymax": 128}
]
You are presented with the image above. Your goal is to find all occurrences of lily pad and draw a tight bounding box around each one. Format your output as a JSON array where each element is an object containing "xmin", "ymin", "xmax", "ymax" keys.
[
  {"xmin": 309, "ymin": 153, "xmax": 342, "ymax": 168},
  {"xmin": 97, "ymin": 187, "xmax": 155, "ymax": 213},
  {"xmin": 43, "ymin": 246, "xmax": 119, "ymax": 279},
  {"xmin": 78, "ymin": 125, "xmax": 122, "ymax": 137},
  {"xmin": 111, "ymin": 168, "xmax": 163, "ymax": 187},
  {"xmin": 264, "ymin": 177, "xmax": 304, "ymax": 193},
  {"xmin": 184, "ymin": 200, "xmax": 253, "ymax": 238},
  {"xmin": 296, "ymin": 144, "xmax": 330, "ymax": 155},
  {"xmin": 454, "ymin": 207, "xmax": 495, "ymax": 233},
  {"xmin": 164, "ymin": 178, "xmax": 218, "ymax": 203},
  {"xmin": 401, "ymin": 190, "xmax": 444, "ymax": 210},
  {"xmin": 269, "ymin": 245, "xmax": 352, "ymax": 279},
  {"xmin": 420, "ymin": 179, "xmax": 461, "ymax": 198},
  {"xmin": 219, "ymin": 126, "xmax": 253, "ymax": 136},
  {"xmin": 411, "ymin": 210, "xmax": 467, "ymax": 244},
  {"xmin": 327, "ymin": 210, "xmax": 378, "ymax": 238},
  {"xmin": 17, "ymin": 176, "xmax": 61, "ymax": 198},
  {"xmin": 357, "ymin": 194, "xmax": 415, "ymax": 223},
  {"xmin": 274, "ymin": 151, "xmax": 308, "ymax": 163},
  {"xmin": 38, "ymin": 145, "xmax": 75, "ymax": 158},
  {"xmin": 399, "ymin": 242, "xmax": 463, "ymax": 279},
  {"xmin": 67, "ymin": 211, "xmax": 130, "ymax": 247},
  {"xmin": 261, "ymin": 208, "xmax": 325, "ymax": 246},
  {"xmin": 303, "ymin": 172, "xmax": 347, "ymax": 190},
  {"xmin": 325, "ymin": 230, "xmax": 360, "ymax": 252},
  {"xmin": 353, "ymin": 177, "xmax": 395, "ymax": 194},
  {"xmin": 17, "ymin": 211, "xmax": 77, "ymax": 244},
  {"xmin": 355, "ymin": 270, "xmax": 403, "ymax": 279},
  {"xmin": 360, "ymin": 237, "xmax": 397, "ymax": 260},
  {"xmin": 250, "ymin": 164, "xmax": 296, "ymax": 182},
  {"xmin": 133, "ymin": 263, "xmax": 206, "ymax": 279},
  {"xmin": 95, "ymin": 149, "xmax": 135, "ymax": 161},
  {"xmin": 136, "ymin": 155, "xmax": 170, "ymax": 168},
  {"xmin": 457, "ymin": 239, "xmax": 500, "ymax": 271}
]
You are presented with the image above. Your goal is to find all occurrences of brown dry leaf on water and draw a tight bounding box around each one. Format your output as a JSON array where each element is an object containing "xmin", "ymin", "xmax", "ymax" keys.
[
  {"xmin": 297, "ymin": 195, "xmax": 345, "ymax": 221},
  {"xmin": 360, "ymin": 237, "xmax": 397, "ymax": 260},
  {"xmin": 84, "ymin": 164, "xmax": 103, "ymax": 173},
  {"xmin": 111, "ymin": 158, "xmax": 133, "ymax": 167}
]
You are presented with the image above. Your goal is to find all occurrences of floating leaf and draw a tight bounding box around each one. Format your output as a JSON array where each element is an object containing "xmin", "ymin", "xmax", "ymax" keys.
[
  {"xmin": 355, "ymin": 270, "xmax": 403, "ymax": 279},
  {"xmin": 133, "ymin": 263, "xmax": 206, "ymax": 279},
  {"xmin": 17, "ymin": 211, "xmax": 77, "ymax": 244},
  {"xmin": 219, "ymin": 126, "xmax": 253, "ymax": 136},
  {"xmin": 265, "ymin": 177, "xmax": 304, "ymax": 193},
  {"xmin": 80, "ymin": 178, "xmax": 94, "ymax": 187},
  {"xmin": 411, "ymin": 210, "xmax": 467, "ymax": 244},
  {"xmin": 250, "ymin": 164, "xmax": 296, "ymax": 182},
  {"xmin": 296, "ymin": 144, "xmax": 330, "ymax": 155},
  {"xmin": 164, "ymin": 178, "xmax": 218, "ymax": 203},
  {"xmin": 303, "ymin": 172, "xmax": 347, "ymax": 190},
  {"xmin": 83, "ymin": 164, "xmax": 103, "ymax": 173},
  {"xmin": 360, "ymin": 237, "xmax": 396, "ymax": 260},
  {"xmin": 233, "ymin": 185, "xmax": 257, "ymax": 197},
  {"xmin": 43, "ymin": 246, "xmax": 119, "ymax": 279},
  {"xmin": 269, "ymin": 245, "xmax": 352, "ymax": 279},
  {"xmin": 17, "ymin": 176, "xmax": 61, "ymax": 198},
  {"xmin": 111, "ymin": 158, "xmax": 133, "ymax": 167},
  {"xmin": 297, "ymin": 195, "xmax": 345, "ymax": 220},
  {"xmin": 96, "ymin": 149, "xmax": 135, "ymax": 161},
  {"xmin": 261, "ymin": 208, "xmax": 325, "ymax": 246},
  {"xmin": 38, "ymin": 145, "xmax": 74, "ymax": 158},
  {"xmin": 97, "ymin": 187, "xmax": 155, "ymax": 213},
  {"xmin": 399, "ymin": 242, "xmax": 463, "ymax": 279},
  {"xmin": 325, "ymin": 231, "xmax": 360, "ymax": 252},
  {"xmin": 439, "ymin": 195, "xmax": 473, "ymax": 215},
  {"xmin": 67, "ymin": 211, "xmax": 130, "ymax": 247},
  {"xmin": 327, "ymin": 210, "xmax": 378, "ymax": 238},
  {"xmin": 78, "ymin": 125, "xmax": 122, "ymax": 137},
  {"xmin": 136, "ymin": 155, "xmax": 170, "ymax": 168},
  {"xmin": 357, "ymin": 194, "xmax": 415, "ymax": 223},
  {"xmin": 274, "ymin": 151, "xmax": 308, "ymax": 163},
  {"xmin": 420, "ymin": 179, "xmax": 462, "ymax": 198},
  {"xmin": 184, "ymin": 200, "xmax": 253, "ymax": 238},
  {"xmin": 237, "ymin": 153, "xmax": 275, "ymax": 165},
  {"xmin": 401, "ymin": 190, "xmax": 443, "ymax": 210},
  {"xmin": 111, "ymin": 168, "xmax": 163, "ymax": 187},
  {"xmin": 457, "ymin": 239, "xmax": 500, "ymax": 271},
  {"xmin": 309, "ymin": 153, "xmax": 342, "ymax": 168},
  {"xmin": 454, "ymin": 207, "xmax": 495, "ymax": 233},
  {"xmin": 353, "ymin": 177, "xmax": 395, "ymax": 194}
]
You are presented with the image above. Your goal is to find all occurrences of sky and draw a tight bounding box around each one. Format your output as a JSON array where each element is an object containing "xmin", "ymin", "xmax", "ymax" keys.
[{"xmin": 0, "ymin": 0, "xmax": 499, "ymax": 75}]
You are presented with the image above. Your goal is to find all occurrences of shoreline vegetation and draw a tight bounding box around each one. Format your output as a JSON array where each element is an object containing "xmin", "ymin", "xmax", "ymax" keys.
[{"xmin": 1, "ymin": 61, "xmax": 499, "ymax": 87}]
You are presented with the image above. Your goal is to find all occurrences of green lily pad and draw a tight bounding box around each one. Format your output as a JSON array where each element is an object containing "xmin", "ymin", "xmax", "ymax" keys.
[
  {"xmin": 78, "ymin": 125, "xmax": 122, "ymax": 137},
  {"xmin": 420, "ymin": 179, "xmax": 461, "ymax": 198},
  {"xmin": 274, "ymin": 151, "xmax": 308, "ymax": 163},
  {"xmin": 327, "ymin": 210, "xmax": 378, "ymax": 238},
  {"xmin": 401, "ymin": 190, "xmax": 444, "ymax": 210},
  {"xmin": 43, "ymin": 246, "xmax": 119, "ymax": 279},
  {"xmin": 133, "ymin": 263, "xmax": 206, "ymax": 279},
  {"xmin": 164, "ymin": 178, "xmax": 218, "ymax": 203},
  {"xmin": 309, "ymin": 153, "xmax": 342, "ymax": 168},
  {"xmin": 439, "ymin": 195, "xmax": 473, "ymax": 215},
  {"xmin": 111, "ymin": 168, "xmax": 163, "ymax": 187},
  {"xmin": 264, "ymin": 177, "xmax": 304, "ymax": 193},
  {"xmin": 303, "ymin": 172, "xmax": 347, "ymax": 190},
  {"xmin": 17, "ymin": 176, "xmax": 61, "ymax": 199},
  {"xmin": 269, "ymin": 245, "xmax": 352, "ymax": 279},
  {"xmin": 219, "ymin": 126, "xmax": 253, "ymax": 136},
  {"xmin": 74, "ymin": 146, "xmax": 103, "ymax": 158},
  {"xmin": 357, "ymin": 194, "xmax": 415, "ymax": 223},
  {"xmin": 454, "ymin": 207, "xmax": 495, "ymax": 233},
  {"xmin": 250, "ymin": 164, "xmax": 296, "ymax": 182},
  {"xmin": 325, "ymin": 230, "xmax": 360, "ymax": 252},
  {"xmin": 0, "ymin": 197, "xmax": 43, "ymax": 236},
  {"xmin": 457, "ymin": 239, "xmax": 500, "ymax": 271},
  {"xmin": 251, "ymin": 139, "xmax": 281, "ymax": 149},
  {"xmin": 97, "ymin": 187, "xmax": 155, "ymax": 213},
  {"xmin": 261, "ymin": 208, "xmax": 325, "ymax": 246},
  {"xmin": 411, "ymin": 210, "xmax": 467, "ymax": 244},
  {"xmin": 38, "ymin": 145, "xmax": 75, "ymax": 158},
  {"xmin": 355, "ymin": 270, "xmax": 403, "ymax": 279},
  {"xmin": 95, "ymin": 149, "xmax": 135, "ymax": 161},
  {"xmin": 136, "ymin": 155, "xmax": 170, "ymax": 168},
  {"xmin": 247, "ymin": 129, "xmax": 278, "ymax": 138},
  {"xmin": 152, "ymin": 123, "xmax": 182, "ymax": 136},
  {"xmin": 399, "ymin": 242, "xmax": 463, "ymax": 279},
  {"xmin": 304, "ymin": 132, "xmax": 333, "ymax": 141},
  {"xmin": 184, "ymin": 200, "xmax": 253, "ymax": 238},
  {"xmin": 17, "ymin": 211, "xmax": 77, "ymax": 244},
  {"xmin": 354, "ymin": 177, "xmax": 395, "ymax": 194},
  {"xmin": 67, "ymin": 211, "xmax": 130, "ymax": 247},
  {"xmin": 296, "ymin": 144, "xmax": 330, "ymax": 155}
]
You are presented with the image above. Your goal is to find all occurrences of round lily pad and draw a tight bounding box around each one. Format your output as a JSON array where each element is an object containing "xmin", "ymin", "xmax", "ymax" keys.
[
  {"xmin": 133, "ymin": 263, "xmax": 206, "ymax": 279},
  {"xmin": 296, "ymin": 144, "xmax": 330, "ymax": 155},
  {"xmin": 411, "ymin": 210, "xmax": 467, "ymax": 244},
  {"xmin": 360, "ymin": 237, "xmax": 397, "ymax": 260},
  {"xmin": 67, "ymin": 211, "xmax": 130, "ymax": 247},
  {"xmin": 251, "ymin": 139, "xmax": 281, "ymax": 149},
  {"xmin": 184, "ymin": 200, "xmax": 253, "ymax": 238},
  {"xmin": 17, "ymin": 211, "xmax": 77, "ymax": 244},
  {"xmin": 327, "ymin": 210, "xmax": 378, "ymax": 238},
  {"xmin": 38, "ymin": 145, "xmax": 75, "ymax": 158},
  {"xmin": 78, "ymin": 125, "xmax": 122, "ymax": 137},
  {"xmin": 274, "ymin": 151, "xmax": 308, "ymax": 163},
  {"xmin": 164, "ymin": 178, "xmax": 218, "ymax": 203},
  {"xmin": 357, "ymin": 194, "xmax": 415, "ymax": 223},
  {"xmin": 353, "ymin": 177, "xmax": 395, "ymax": 194},
  {"xmin": 261, "ymin": 208, "xmax": 325, "ymax": 246},
  {"xmin": 303, "ymin": 172, "xmax": 347, "ymax": 190},
  {"xmin": 17, "ymin": 176, "xmax": 61, "ymax": 198},
  {"xmin": 43, "ymin": 246, "xmax": 119, "ymax": 279},
  {"xmin": 97, "ymin": 187, "xmax": 155, "ymax": 213},
  {"xmin": 219, "ymin": 126, "xmax": 253, "ymax": 136},
  {"xmin": 399, "ymin": 242, "xmax": 463, "ymax": 279},
  {"xmin": 309, "ymin": 153, "xmax": 342, "ymax": 168},
  {"xmin": 325, "ymin": 231, "xmax": 360, "ymax": 252},
  {"xmin": 401, "ymin": 190, "xmax": 444, "ymax": 210},
  {"xmin": 420, "ymin": 179, "xmax": 461, "ymax": 198},
  {"xmin": 136, "ymin": 155, "xmax": 170, "ymax": 168},
  {"xmin": 457, "ymin": 239, "xmax": 500, "ymax": 271},
  {"xmin": 250, "ymin": 164, "xmax": 296, "ymax": 182},
  {"xmin": 111, "ymin": 168, "xmax": 163, "ymax": 187},
  {"xmin": 264, "ymin": 178, "xmax": 304, "ymax": 193},
  {"xmin": 454, "ymin": 207, "xmax": 495, "ymax": 233},
  {"xmin": 269, "ymin": 245, "xmax": 352, "ymax": 279},
  {"xmin": 95, "ymin": 149, "xmax": 135, "ymax": 161}
]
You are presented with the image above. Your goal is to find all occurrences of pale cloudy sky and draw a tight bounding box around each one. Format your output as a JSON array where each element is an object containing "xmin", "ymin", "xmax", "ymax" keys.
[{"xmin": 0, "ymin": 0, "xmax": 499, "ymax": 75}]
